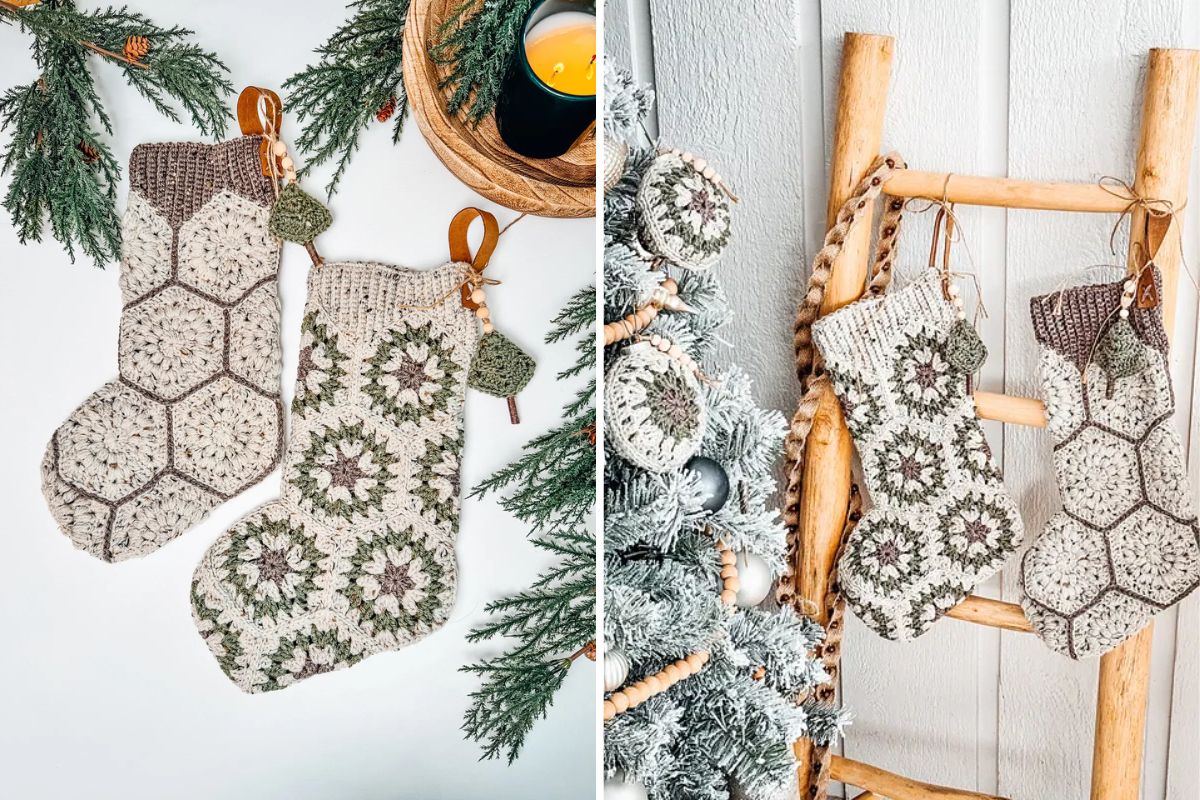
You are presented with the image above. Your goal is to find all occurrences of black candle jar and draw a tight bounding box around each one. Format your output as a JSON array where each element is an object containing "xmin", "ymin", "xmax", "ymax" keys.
[{"xmin": 495, "ymin": 0, "xmax": 596, "ymax": 159}]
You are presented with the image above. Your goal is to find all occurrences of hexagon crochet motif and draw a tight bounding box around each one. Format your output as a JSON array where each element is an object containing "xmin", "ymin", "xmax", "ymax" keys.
[
  {"xmin": 1021, "ymin": 272, "xmax": 1200, "ymax": 659},
  {"xmin": 41, "ymin": 138, "xmax": 283, "ymax": 562}
]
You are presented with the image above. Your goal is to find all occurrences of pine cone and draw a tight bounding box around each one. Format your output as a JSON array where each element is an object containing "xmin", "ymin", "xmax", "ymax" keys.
[
  {"xmin": 123, "ymin": 35, "xmax": 150, "ymax": 63},
  {"xmin": 78, "ymin": 140, "xmax": 99, "ymax": 164},
  {"xmin": 376, "ymin": 95, "xmax": 397, "ymax": 123}
]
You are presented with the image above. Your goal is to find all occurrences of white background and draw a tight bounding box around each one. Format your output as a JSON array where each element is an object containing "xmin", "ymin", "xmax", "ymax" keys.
[
  {"xmin": 611, "ymin": 0, "xmax": 1199, "ymax": 797},
  {"xmin": 0, "ymin": 2, "xmax": 596, "ymax": 798}
]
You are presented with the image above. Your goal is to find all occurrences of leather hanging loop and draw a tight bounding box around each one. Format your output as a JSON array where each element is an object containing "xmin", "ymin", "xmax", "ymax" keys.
[
  {"xmin": 236, "ymin": 86, "xmax": 285, "ymax": 177},
  {"xmin": 1137, "ymin": 210, "xmax": 1171, "ymax": 308},
  {"xmin": 448, "ymin": 207, "xmax": 501, "ymax": 309}
]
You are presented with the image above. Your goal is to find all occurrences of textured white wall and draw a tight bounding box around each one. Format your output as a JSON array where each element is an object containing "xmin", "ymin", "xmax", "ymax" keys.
[
  {"xmin": 0, "ymin": 2, "xmax": 595, "ymax": 798},
  {"xmin": 608, "ymin": 0, "xmax": 1200, "ymax": 796}
]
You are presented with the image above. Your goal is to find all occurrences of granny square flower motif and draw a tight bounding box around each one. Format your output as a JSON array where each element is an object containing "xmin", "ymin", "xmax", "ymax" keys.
[{"xmin": 636, "ymin": 150, "xmax": 732, "ymax": 270}]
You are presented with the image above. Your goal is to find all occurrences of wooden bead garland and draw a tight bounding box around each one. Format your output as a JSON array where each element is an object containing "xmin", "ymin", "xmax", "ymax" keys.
[
  {"xmin": 603, "ymin": 277, "xmax": 688, "ymax": 346},
  {"xmin": 602, "ymin": 538, "xmax": 739, "ymax": 721}
]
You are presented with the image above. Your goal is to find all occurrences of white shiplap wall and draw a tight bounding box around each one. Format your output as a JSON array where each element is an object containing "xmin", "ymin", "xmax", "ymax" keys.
[{"xmin": 606, "ymin": 0, "xmax": 1200, "ymax": 797}]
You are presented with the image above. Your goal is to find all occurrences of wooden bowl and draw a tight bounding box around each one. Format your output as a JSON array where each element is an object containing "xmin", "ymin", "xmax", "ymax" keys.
[{"xmin": 402, "ymin": 0, "xmax": 596, "ymax": 218}]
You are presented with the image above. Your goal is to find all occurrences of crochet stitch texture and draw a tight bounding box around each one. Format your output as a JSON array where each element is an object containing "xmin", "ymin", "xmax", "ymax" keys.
[
  {"xmin": 191, "ymin": 261, "xmax": 477, "ymax": 693},
  {"xmin": 812, "ymin": 271, "xmax": 1024, "ymax": 640},
  {"xmin": 604, "ymin": 341, "xmax": 706, "ymax": 473},
  {"xmin": 1021, "ymin": 270, "xmax": 1200, "ymax": 659},
  {"xmin": 41, "ymin": 137, "xmax": 283, "ymax": 562}
]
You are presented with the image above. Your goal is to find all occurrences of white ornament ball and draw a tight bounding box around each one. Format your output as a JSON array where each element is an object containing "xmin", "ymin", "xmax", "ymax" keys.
[
  {"xmin": 604, "ymin": 647, "xmax": 631, "ymax": 693},
  {"xmin": 734, "ymin": 550, "xmax": 773, "ymax": 608},
  {"xmin": 605, "ymin": 772, "xmax": 650, "ymax": 800}
]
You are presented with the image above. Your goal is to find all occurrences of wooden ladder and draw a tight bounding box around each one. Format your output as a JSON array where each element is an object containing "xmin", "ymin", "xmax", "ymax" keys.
[{"xmin": 791, "ymin": 32, "xmax": 1200, "ymax": 800}]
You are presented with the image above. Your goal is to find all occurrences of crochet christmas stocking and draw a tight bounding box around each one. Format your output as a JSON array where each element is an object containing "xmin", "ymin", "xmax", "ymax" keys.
[
  {"xmin": 191, "ymin": 261, "xmax": 477, "ymax": 692},
  {"xmin": 1021, "ymin": 270, "xmax": 1200, "ymax": 659},
  {"xmin": 812, "ymin": 271, "xmax": 1024, "ymax": 640},
  {"xmin": 41, "ymin": 138, "xmax": 283, "ymax": 562}
]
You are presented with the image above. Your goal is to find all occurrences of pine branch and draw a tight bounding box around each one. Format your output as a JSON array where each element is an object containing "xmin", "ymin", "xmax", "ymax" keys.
[
  {"xmin": 430, "ymin": 0, "xmax": 533, "ymax": 125},
  {"xmin": 282, "ymin": 0, "xmax": 409, "ymax": 196},
  {"xmin": 460, "ymin": 655, "xmax": 570, "ymax": 764},
  {"xmin": 0, "ymin": 0, "xmax": 232, "ymax": 264},
  {"xmin": 461, "ymin": 287, "xmax": 597, "ymax": 762}
]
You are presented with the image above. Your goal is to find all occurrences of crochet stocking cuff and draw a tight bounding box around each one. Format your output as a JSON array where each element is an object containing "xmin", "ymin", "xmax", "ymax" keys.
[
  {"xmin": 813, "ymin": 270, "xmax": 954, "ymax": 372},
  {"xmin": 128, "ymin": 137, "xmax": 275, "ymax": 228},
  {"xmin": 310, "ymin": 261, "xmax": 468, "ymax": 335},
  {"xmin": 1029, "ymin": 269, "xmax": 1168, "ymax": 372}
]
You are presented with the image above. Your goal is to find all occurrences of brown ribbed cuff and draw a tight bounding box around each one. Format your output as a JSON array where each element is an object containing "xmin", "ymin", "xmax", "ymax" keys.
[
  {"xmin": 1029, "ymin": 268, "xmax": 1168, "ymax": 372},
  {"xmin": 128, "ymin": 136, "xmax": 274, "ymax": 228}
]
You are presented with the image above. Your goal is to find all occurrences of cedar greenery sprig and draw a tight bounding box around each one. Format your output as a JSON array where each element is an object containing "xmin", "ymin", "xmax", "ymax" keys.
[
  {"xmin": 461, "ymin": 285, "xmax": 596, "ymax": 764},
  {"xmin": 430, "ymin": 0, "xmax": 533, "ymax": 125},
  {"xmin": 0, "ymin": 0, "xmax": 233, "ymax": 264},
  {"xmin": 282, "ymin": 0, "xmax": 409, "ymax": 196}
]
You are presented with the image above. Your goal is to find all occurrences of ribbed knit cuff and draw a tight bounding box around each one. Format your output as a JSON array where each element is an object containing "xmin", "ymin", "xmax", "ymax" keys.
[
  {"xmin": 1030, "ymin": 268, "xmax": 1168, "ymax": 372},
  {"xmin": 812, "ymin": 269, "xmax": 953, "ymax": 372},
  {"xmin": 128, "ymin": 136, "xmax": 274, "ymax": 227},
  {"xmin": 311, "ymin": 261, "xmax": 470, "ymax": 334}
]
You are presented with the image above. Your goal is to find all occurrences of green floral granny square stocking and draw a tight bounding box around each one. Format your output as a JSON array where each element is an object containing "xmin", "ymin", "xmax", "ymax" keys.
[
  {"xmin": 41, "ymin": 138, "xmax": 283, "ymax": 562},
  {"xmin": 191, "ymin": 261, "xmax": 477, "ymax": 692},
  {"xmin": 812, "ymin": 270, "xmax": 1024, "ymax": 640},
  {"xmin": 1021, "ymin": 270, "xmax": 1200, "ymax": 659}
]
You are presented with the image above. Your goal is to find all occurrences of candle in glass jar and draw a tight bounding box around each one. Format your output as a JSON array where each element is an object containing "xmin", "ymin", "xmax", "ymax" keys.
[
  {"xmin": 523, "ymin": 11, "xmax": 596, "ymax": 96},
  {"xmin": 495, "ymin": 1, "xmax": 596, "ymax": 159}
]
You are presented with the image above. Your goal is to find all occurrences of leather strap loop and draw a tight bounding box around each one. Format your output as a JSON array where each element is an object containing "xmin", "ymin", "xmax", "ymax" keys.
[
  {"xmin": 449, "ymin": 207, "xmax": 501, "ymax": 309},
  {"xmin": 237, "ymin": 86, "xmax": 284, "ymax": 177}
]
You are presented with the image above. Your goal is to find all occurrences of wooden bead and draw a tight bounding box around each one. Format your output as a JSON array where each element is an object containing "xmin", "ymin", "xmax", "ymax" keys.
[
  {"xmin": 686, "ymin": 653, "xmax": 704, "ymax": 670},
  {"xmin": 720, "ymin": 565, "xmax": 737, "ymax": 579},
  {"xmin": 668, "ymin": 345, "xmax": 682, "ymax": 359},
  {"xmin": 612, "ymin": 692, "xmax": 630, "ymax": 713},
  {"xmin": 650, "ymin": 334, "xmax": 662, "ymax": 346},
  {"xmin": 470, "ymin": 288, "xmax": 485, "ymax": 304},
  {"xmin": 657, "ymin": 339, "xmax": 671, "ymax": 352},
  {"xmin": 604, "ymin": 326, "xmax": 616, "ymax": 345},
  {"xmin": 645, "ymin": 675, "xmax": 662, "ymax": 694},
  {"xmin": 662, "ymin": 277, "xmax": 678, "ymax": 294},
  {"xmin": 271, "ymin": 140, "xmax": 287, "ymax": 156},
  {"xmin": 720, "ymin": 550, "xmax": 736, "ymax": 566},
  {"xmin": 663, "ymin": 664, "xmax": 681, "ymax": 683},
  {"xmin": 692, "ymin": 158, "xmax": 707, "ymax": 171},
  {"xmin": 603, "ymin": 700, "xmax": 617, "ymax": 720},
  {"xmin": 280, "ymin": 155, "xmax": 295, "ymax": 172},
  {"xmin": 673, "ymin": 659, "xmax": 690, "ymax": 674},
  {"xmin": 724, "ymin": 577, "xmax": 741, "ymax": 592},
  {"xmin": 475, "ymin": 306, "xmax": 490, "ymax": 320},
  {"xmin": 720, "ymin": 589, "xmax": 737, "ymax": 605},
  {"xmin": 482, "ymin": 321, "xmax": 495, "ymax": 334},
  {"xmin": 697, "ymin": 650, "xmax": 710, "ymax": 664}
]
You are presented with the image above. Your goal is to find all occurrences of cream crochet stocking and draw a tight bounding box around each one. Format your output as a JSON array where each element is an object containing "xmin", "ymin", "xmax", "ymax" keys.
[
  {"xmin": 41, "ymin": 138, "xmax": 283, "ymax": 561},
  {"xmin": 191, "ymin": 261, "xmax": 477, "ymax": 692},
  {"xmin": 812, "ymin": 271, "xmax": 1024, "ymax": 640}
]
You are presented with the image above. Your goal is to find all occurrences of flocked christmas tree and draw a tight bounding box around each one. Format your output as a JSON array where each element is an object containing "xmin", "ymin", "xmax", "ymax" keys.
[{"xmin": 602, "ymin": 68, "xmax": 844, "ymax": 800}]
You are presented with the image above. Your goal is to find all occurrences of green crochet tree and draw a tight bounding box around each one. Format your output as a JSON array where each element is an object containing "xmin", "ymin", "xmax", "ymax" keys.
[
  {"xmin": 468, "ymin": 331, "xmax": 535, "ymax": 424},
  {"xmin": 0, "ymin": 0, "xmax": 233, "ymax": 264}
]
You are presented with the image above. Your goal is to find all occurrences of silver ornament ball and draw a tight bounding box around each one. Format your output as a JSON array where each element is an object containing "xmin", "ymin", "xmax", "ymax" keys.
[
  {"xmin": 734, "ymin": 550, "xmax": 773, "ymax": 607},
  {"xmin": 684, "ymin": 456, "xmax": 730, "ymax": 513},
  {"xmin": 604, "ymin": 647, "xmax": 631, "ymax": 693},
  {"xmin": 605, "ymin": 772, "xmax": 650, "ymax": 800}
]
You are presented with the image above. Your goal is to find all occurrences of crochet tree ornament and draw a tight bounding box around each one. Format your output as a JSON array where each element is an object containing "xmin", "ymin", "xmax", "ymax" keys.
[
  {"xmin": 268, "ymin": 182, "xmax": 332, "ymax": 244},
  {"xmin": 468, "ymin": 331, "xmax": 535, "ymax": 424},
  {"xmin": 1020, "ymin": 269, "xmax": 1200, "ymax": 659}
]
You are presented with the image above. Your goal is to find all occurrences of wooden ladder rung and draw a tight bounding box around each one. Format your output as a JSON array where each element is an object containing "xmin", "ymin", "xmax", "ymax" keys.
[
  {"xmin": 974, "ymin": 390, "xmax": 1046, "ymax": 427},
  {"xmin": 882, "ymin": 169, "xmax": 1148, "ymax": 212},
  {"xmin": 831, "ymin": 755, "xmax": 1011, "ymax": 800},
  {"xmin": 945, "ymin": 594, "xmax": 1034, "ymax": 633}
]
